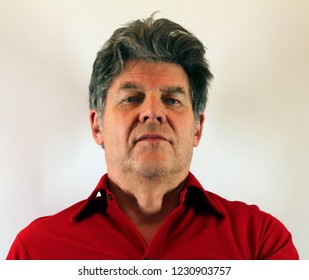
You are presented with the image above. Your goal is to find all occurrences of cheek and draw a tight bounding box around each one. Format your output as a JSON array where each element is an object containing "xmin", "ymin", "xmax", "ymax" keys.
[
  {"xmin": 175, "ymin": 122, "xmax": 196, "ymax": 146},
  {"xmin": 103, "ymin": 115, "xmax": 133, "ymax": 146}
]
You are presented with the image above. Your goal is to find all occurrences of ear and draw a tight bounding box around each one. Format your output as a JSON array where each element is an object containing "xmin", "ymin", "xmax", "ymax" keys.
[
  {"xmin": 89, "ymin": 110, "xmax": 104, "ymax": 145},
  {"xmin": 193, "ymin": 113, "xmax": 205, "ymax": 147}
]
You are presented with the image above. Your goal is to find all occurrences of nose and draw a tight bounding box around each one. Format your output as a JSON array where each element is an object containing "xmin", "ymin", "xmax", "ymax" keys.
[{"xmin": 138, "ymin": 94, "xmax": 167, "ymax": 124}]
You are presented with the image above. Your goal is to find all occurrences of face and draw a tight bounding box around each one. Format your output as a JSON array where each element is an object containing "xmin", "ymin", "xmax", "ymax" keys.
[{"xmin": 90, "ymin": 59, "xmax": 204, "ymax": 180}]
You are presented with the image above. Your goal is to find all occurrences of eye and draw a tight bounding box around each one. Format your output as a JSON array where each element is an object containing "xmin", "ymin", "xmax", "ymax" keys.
[
  {"xmin": 123, "ymin": 96, "xmax": 143, "ymax": 104},
  {"xmin": 163, "ymin": 98, "xmax": 181, "ymax": 106}
]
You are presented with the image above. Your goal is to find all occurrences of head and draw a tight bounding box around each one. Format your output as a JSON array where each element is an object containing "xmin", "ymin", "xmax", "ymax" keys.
[
  {"xmin": 89, "ymin": 15, "xmax": 213, "ymax": 183},
  {"xmin": 89, "ymin": 14, "xmax": 213, "ymax": 121}
]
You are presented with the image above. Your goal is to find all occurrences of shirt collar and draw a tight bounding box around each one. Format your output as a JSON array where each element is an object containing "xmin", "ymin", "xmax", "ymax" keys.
[
  {"xmin": 181, "ymin": 172, "xmax": 225, "ymax": 217},
  {"xmin": 71, "ymin": 172, "xmax": 224, "ymax": 223},
  {"xmin": 71, "ymin": 174, "xmax": 110, "ymax": 223}
]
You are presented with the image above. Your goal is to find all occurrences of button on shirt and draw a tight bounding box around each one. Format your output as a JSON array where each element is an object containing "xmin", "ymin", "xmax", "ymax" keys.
[{"xmin": 6, "ymin": 173, "xmax": 299, "ymax": 259}]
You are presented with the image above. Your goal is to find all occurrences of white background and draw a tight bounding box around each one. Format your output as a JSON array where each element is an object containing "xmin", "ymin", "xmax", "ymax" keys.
[{"xmin": 0, "ymin": 0, "xmax": 308, "ymax": 259}]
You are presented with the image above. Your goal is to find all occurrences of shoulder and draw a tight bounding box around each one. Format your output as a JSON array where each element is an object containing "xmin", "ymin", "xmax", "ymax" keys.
[
  {"xmin": 211, "ymin": 191, "xmax": 262, "ymax": 212},
  {"xmin": 204, "ymin": 189, "xmax": 280, "ymax": 226},
  {"xmin": 202, "ymin": 190, "xmax": 299, "ymax": 259},
  {"xmin": 6, "ymin": 200, "xmax": 86, "ymax": 259},
  {"xmin": 15, "ymin": 199, "xmax": 87, "ymax": 244}
]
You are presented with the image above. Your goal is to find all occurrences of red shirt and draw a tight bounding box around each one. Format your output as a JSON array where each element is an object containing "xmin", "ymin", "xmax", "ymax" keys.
[{"xmin": 6, "ymin": 173, "xmax": 299, "ymax": 260}]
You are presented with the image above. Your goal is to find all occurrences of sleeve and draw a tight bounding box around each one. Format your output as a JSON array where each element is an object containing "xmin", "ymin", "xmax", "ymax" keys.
[
  {"xmin": 6, "ymin": 234, "xmax": 31, "ymax": 260},
  {"xmin": 257, "ymin": 213, "xmax": 299, "ymax": 260}
]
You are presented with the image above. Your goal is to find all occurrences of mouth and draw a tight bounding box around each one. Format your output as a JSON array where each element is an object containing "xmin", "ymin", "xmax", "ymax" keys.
[{"xmin": 136, "ymin": 134, "xmax": 169, "ymax": 143}]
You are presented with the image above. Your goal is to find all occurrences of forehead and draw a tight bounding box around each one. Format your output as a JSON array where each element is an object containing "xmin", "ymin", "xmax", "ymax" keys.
[{"xmin": 110, "ymin": 59, "xmax": 190, "ymax": 92}]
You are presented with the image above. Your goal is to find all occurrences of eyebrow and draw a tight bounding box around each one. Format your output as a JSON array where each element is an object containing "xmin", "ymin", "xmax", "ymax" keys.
[
  {"xmin": 119, "ymin": 82, "xmax": 141, "ymax": 91},
  {"xmin": 119, "ymin": 82, "xmax": 186, "ymax": 95},
  {"xmin": 160, "ymin": 86, "xmax": 186, "ymax": 95}
]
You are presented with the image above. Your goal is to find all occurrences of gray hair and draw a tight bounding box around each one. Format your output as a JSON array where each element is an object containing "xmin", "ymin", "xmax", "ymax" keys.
[{"xmin": 89, "ymin": 15, "xmax": 213, "ymax": 120}]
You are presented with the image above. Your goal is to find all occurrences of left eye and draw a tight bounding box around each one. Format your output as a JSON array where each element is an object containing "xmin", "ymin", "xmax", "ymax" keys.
[{"xmin": 164, "ymin": 98, "xmax": 181, "ymax": 105}]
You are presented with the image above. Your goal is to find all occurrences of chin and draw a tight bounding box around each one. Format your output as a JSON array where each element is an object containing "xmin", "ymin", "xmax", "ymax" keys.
[
  {"xmin": 134, "ymin": 163, "xmax": 168, "ymax": 177},
  {"xmin": 136, "ymin": 169, "xmax": 168, "ymax": 180},
  {"xmin": 135, "ymin": 161, "xmax": 186, "ymax": 180}
]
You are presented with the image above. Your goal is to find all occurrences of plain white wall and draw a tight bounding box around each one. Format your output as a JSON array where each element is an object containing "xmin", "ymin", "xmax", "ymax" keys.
[{"xmin": 0, "ymin": 0, "xmax": 308, "ymax": 259}]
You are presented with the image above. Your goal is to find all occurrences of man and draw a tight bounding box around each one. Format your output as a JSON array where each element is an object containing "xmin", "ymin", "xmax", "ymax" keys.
[{"xmin": 7, "ymin": 15, "xmax": 299, "ymax": 259}]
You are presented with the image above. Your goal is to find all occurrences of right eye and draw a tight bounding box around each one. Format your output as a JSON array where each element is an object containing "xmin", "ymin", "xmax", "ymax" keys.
[{"xmin": 123, "ymin": 96, "xmax": 143, "ymax": 104}]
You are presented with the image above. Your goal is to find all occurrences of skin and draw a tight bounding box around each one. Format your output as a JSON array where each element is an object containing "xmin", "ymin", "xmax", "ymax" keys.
[{"xmin": 90, "ymin": 59, "xmax": 204, "ymax": 244}]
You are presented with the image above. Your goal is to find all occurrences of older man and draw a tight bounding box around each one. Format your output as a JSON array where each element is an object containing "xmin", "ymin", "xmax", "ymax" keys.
[{"xmin": 7, "ymin": 15, "xmax": 299, "ymax": 260}]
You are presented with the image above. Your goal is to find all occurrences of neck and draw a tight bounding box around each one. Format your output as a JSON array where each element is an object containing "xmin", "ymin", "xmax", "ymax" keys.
[
  {"xmin": 107, "ymin": 171, "xmax": 188, "ymax": 245},
  {"xmin": 107, "ymin": 172, "xmax": 187, "ymax": 215}
]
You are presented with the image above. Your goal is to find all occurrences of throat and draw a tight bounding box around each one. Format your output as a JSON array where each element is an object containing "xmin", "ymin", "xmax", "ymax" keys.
[
  {"xmin": 107, "ymin": 176, "xmax": 185, "ymax": 244},
  {"xmin": 120, "ymin": 193, "xmax": 180, "ymax": 246}
]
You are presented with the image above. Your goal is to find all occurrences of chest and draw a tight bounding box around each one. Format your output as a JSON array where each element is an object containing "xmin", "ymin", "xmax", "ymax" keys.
[{"xmin": 64, "ymin": 207, "xmax": 255, "ymax": 260}]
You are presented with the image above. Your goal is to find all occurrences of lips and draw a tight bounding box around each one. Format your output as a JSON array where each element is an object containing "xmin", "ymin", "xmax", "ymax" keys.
[{"xmin": 136, "ymin": 134, "xmax": 169, "ymax": 143}]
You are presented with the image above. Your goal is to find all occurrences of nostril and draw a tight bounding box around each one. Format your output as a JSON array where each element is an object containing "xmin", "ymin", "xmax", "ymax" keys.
[{"xmin": 140, "ymin": 110, "xmax": 165, "ymax": 123}]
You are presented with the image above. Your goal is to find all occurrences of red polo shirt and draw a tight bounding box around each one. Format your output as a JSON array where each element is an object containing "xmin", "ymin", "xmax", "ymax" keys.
[{"xmin": 6, "ymin": 173, "xmax": 299, "ymax": 260}]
